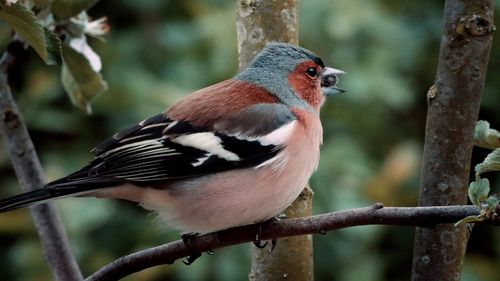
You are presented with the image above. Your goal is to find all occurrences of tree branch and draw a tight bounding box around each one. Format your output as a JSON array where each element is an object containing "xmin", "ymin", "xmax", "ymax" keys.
[
  {"xmin": 86, "ymin": 204, "xmax": 484, "ymax": 281},
  {"xmin": 411, "ymin": 1, "xmax": 495, "ymax": 280},
  {"xmin": 0, "ymin": 39, "xmax": 83, "ymax": 281}
]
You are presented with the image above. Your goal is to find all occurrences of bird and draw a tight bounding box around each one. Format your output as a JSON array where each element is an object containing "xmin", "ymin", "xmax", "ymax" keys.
[{"xmin": 0, "ymin": 43, "xmax": 345, "ymax": 235}]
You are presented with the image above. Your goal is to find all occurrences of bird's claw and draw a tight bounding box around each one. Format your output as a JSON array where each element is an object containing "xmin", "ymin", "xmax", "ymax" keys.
[
  {"xmin": 253, "ymin": 222, "xmax": 269, "ymax": 249},
  {"xmin": 181, "ymin": 233, "xmax": 202, "ymax": 265},
  {"xmin": 253, "ymin": 237, "xmax": 268, "ymax": 249},
  {"xmin": 181, "ymin": 233, "xmax": 199, "ymax": 249},
  {"xmin": 182, "ymin": 252, "xmax": 201, "ymax": 265}
]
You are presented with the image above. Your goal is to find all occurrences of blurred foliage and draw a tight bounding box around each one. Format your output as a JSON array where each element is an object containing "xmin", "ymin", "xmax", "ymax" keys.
[{"xmin": 0, "ymin": 0, "xmax": 500, "ymax": 280}]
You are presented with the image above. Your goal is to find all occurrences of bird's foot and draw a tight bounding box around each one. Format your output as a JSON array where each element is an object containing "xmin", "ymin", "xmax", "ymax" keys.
[
  {"xmin": 182, "ymin": 252, "xmax": 201, "ymax": 265},
  {"xmin": 252, "ymin": 236, "xmax": 268, "ymax": 249},
  {"xmin": 252, "ymin": 233, "xmax": 278, "ymax": 251},
  {"xmin": 181, "ymin": 232, "xmax": 200, "ymax": 249},
  {"xmin": 181, "ymin": 232, "xmax": 202, "ymax": 265},
  {"xmin": 252, "ymin": 217, "xmax": 279, "ymax": 250},
  {"xmin": 253, "ymin": 221, "xmax": 268, "ymax": 248}
]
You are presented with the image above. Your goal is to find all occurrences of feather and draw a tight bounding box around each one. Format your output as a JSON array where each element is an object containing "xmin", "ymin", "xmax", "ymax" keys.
[{"xmin": 44, "ymin": 103, "xmax": 297, "ymax": 191}]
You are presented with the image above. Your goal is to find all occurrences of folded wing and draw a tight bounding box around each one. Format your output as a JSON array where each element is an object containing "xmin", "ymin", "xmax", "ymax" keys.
[{"xmin": 48, "ymin": 103, "xmax": 297, "ymax": 189}]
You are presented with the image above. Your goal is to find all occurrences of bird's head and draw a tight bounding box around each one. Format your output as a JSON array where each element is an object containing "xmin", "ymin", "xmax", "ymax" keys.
[{"xmin": 236, "ymin": 43, "xmax": 345, "ymax": 112}]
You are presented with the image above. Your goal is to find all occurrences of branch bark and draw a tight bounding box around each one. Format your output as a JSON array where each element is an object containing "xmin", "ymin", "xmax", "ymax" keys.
[
  {"xmin": 411, "ymin": 1, "xmax": 495, "ymax": 280},
  {"xmin": 236, "ymin": 1, "xmax": 313, "ymax": 280},
  {"xmin": 86, "ymin": 204, "xmax": 483, "ymax": 281},
  {"xmin": 0, "ymin": 40, "xmax": 83, "ymax": 281},
  {"xmin": 236, "ymin": 0, "xmax": 299, "ymax": 68}
]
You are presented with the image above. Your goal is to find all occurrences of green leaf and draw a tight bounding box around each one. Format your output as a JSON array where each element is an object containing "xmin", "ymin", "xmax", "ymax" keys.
[
  {"xmin": 0, "ymin": 2, "xmax": 62, "ymax": 65},
  {"xmin": 473, "ymin": 120, "xmax": 500, "ymax": 150},
  {"xmin": 468, "ymin": 178, "xmax": 490, "ymax": 207},
  {"xmin": 43, "ymin": 28, "xmax": 62, "ymax": 64},
  {"xmin": 51, "ymin": 0, "xmax": 99, "ymax": 20},
  {"xmin": 61, "ymin": 44, "xmax": 107, "ymax": 113},
  {"xmin": 475, "ymin": 149, "xmax": 500, "ymax": 177},
  {"xmin": 484, "ymin": 196, "xmax": 500, "ymax": 209}
]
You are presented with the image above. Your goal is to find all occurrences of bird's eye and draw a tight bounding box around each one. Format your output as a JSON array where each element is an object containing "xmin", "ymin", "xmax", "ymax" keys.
[{"xmin": 305, "ymin": 67, "xmax": 318, "ymax": 78}]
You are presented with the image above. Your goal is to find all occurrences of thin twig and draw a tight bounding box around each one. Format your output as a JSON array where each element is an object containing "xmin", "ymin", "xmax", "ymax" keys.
[
  {"xmin": 86, "ymin": 204, "xmax": 482, "ymax": 281},
  {"xmin": 0, "ymin": 39, "xmax": 83, "ymax": 281}
]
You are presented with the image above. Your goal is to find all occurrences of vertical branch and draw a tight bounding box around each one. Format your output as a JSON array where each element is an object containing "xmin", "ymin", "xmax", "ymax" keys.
[
  {"xmin": 236, "ymin": 1, "xmax": 313, "ymax": 280},
  {"xmin": 0, "ymin": 41, "xmax": 83, "ymax": 281},
  {"xmin": 236, "ymin": 0, "xmax": 299, "ymax": 68},
  {"xmin": 249, "ymin": 187, "xmax": 314, "ymax": 281},
  {"xmin": 411, "ymin": 1, "xmax": 494, "ymax": 280}
]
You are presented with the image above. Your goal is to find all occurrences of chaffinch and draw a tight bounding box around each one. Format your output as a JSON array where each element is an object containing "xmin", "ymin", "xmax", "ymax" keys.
[{"xmin": 0, "ymin": 43, "xmax": 345, "ymax": 234}]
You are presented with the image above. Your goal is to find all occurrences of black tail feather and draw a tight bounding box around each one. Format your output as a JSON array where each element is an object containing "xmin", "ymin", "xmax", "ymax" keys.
[
  {"xmin": 0, "ymin": 186, "xmax": 99, "ymax": 213},
  {"xmin": 0, "ymin": 188, "xmax": 58, "ymax": 212}
]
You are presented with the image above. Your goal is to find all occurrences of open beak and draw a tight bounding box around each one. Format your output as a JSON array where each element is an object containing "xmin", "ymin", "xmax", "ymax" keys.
[{"xmin": 321, "ymin": 67, "xmax": 346, "ymax": 96}]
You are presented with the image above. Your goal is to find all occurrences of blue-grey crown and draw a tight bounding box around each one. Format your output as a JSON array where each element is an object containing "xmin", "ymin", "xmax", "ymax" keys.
[
  {"xmin": 248, "ymin": 43, "xmax": 324, "ymax": 71},
  {"xmin": 235, "ymin": 43, "xmax": 323, "ymax": 112}
]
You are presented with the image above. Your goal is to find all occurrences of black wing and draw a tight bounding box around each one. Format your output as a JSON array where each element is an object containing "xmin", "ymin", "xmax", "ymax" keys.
[{"xmin": 48, "ymin": 104, "xmax": 296, "ymax": 189}]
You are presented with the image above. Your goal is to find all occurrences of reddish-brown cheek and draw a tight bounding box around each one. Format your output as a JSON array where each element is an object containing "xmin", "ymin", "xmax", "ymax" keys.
[{"xmin": 288, "ymin": 73, "xmax": 325, "ymax": 111}]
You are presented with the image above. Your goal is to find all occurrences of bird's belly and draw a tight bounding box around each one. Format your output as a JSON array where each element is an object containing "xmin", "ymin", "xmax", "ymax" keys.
[
  {"xmin": 96, "ymin": 118, "xmax": 322, "ymax": 234},
  {"xmin": 151, "ymin": 146, "xmax": 319, "ymax": 234},
  {"xmin": 150, "ymin": 171, "xmax": 294, "ymax": 233}
]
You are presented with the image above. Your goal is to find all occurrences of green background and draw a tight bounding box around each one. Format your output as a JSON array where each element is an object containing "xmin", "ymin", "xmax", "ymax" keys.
[{"xmin": 0, "ymin": 1, "xmax": 499, "ymax": 280}]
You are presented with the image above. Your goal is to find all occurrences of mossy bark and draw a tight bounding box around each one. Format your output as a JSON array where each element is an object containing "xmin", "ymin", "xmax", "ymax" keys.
[
  {"xmin": 236, "ymin": 0, "xmax": 298, "ymax": 68},
  {"xmin": 236, "ymin": 1, "xmax": 314, "ymax": 280}
]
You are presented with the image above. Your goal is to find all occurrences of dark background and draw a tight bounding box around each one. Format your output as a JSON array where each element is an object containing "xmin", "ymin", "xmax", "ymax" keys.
[{"xmin": 0, "ymin": 1, "xmax": 499, "ymax": 280}]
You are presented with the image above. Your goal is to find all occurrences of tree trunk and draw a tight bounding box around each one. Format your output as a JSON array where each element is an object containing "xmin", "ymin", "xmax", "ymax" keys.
[
  {"xmin": 249, "ymin": 187, "xmax": 314, "ymax": 281},
  {"xmin": 235, "ymin": 1, "xmax": 314, "ymax": 280},
  {"xmin": 411, "ymin": 1, "xmax": 495, "ymax": 280},
  {"xmin": 236, "ymin": 0, "xmax": 299, "ymax": 68}
]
